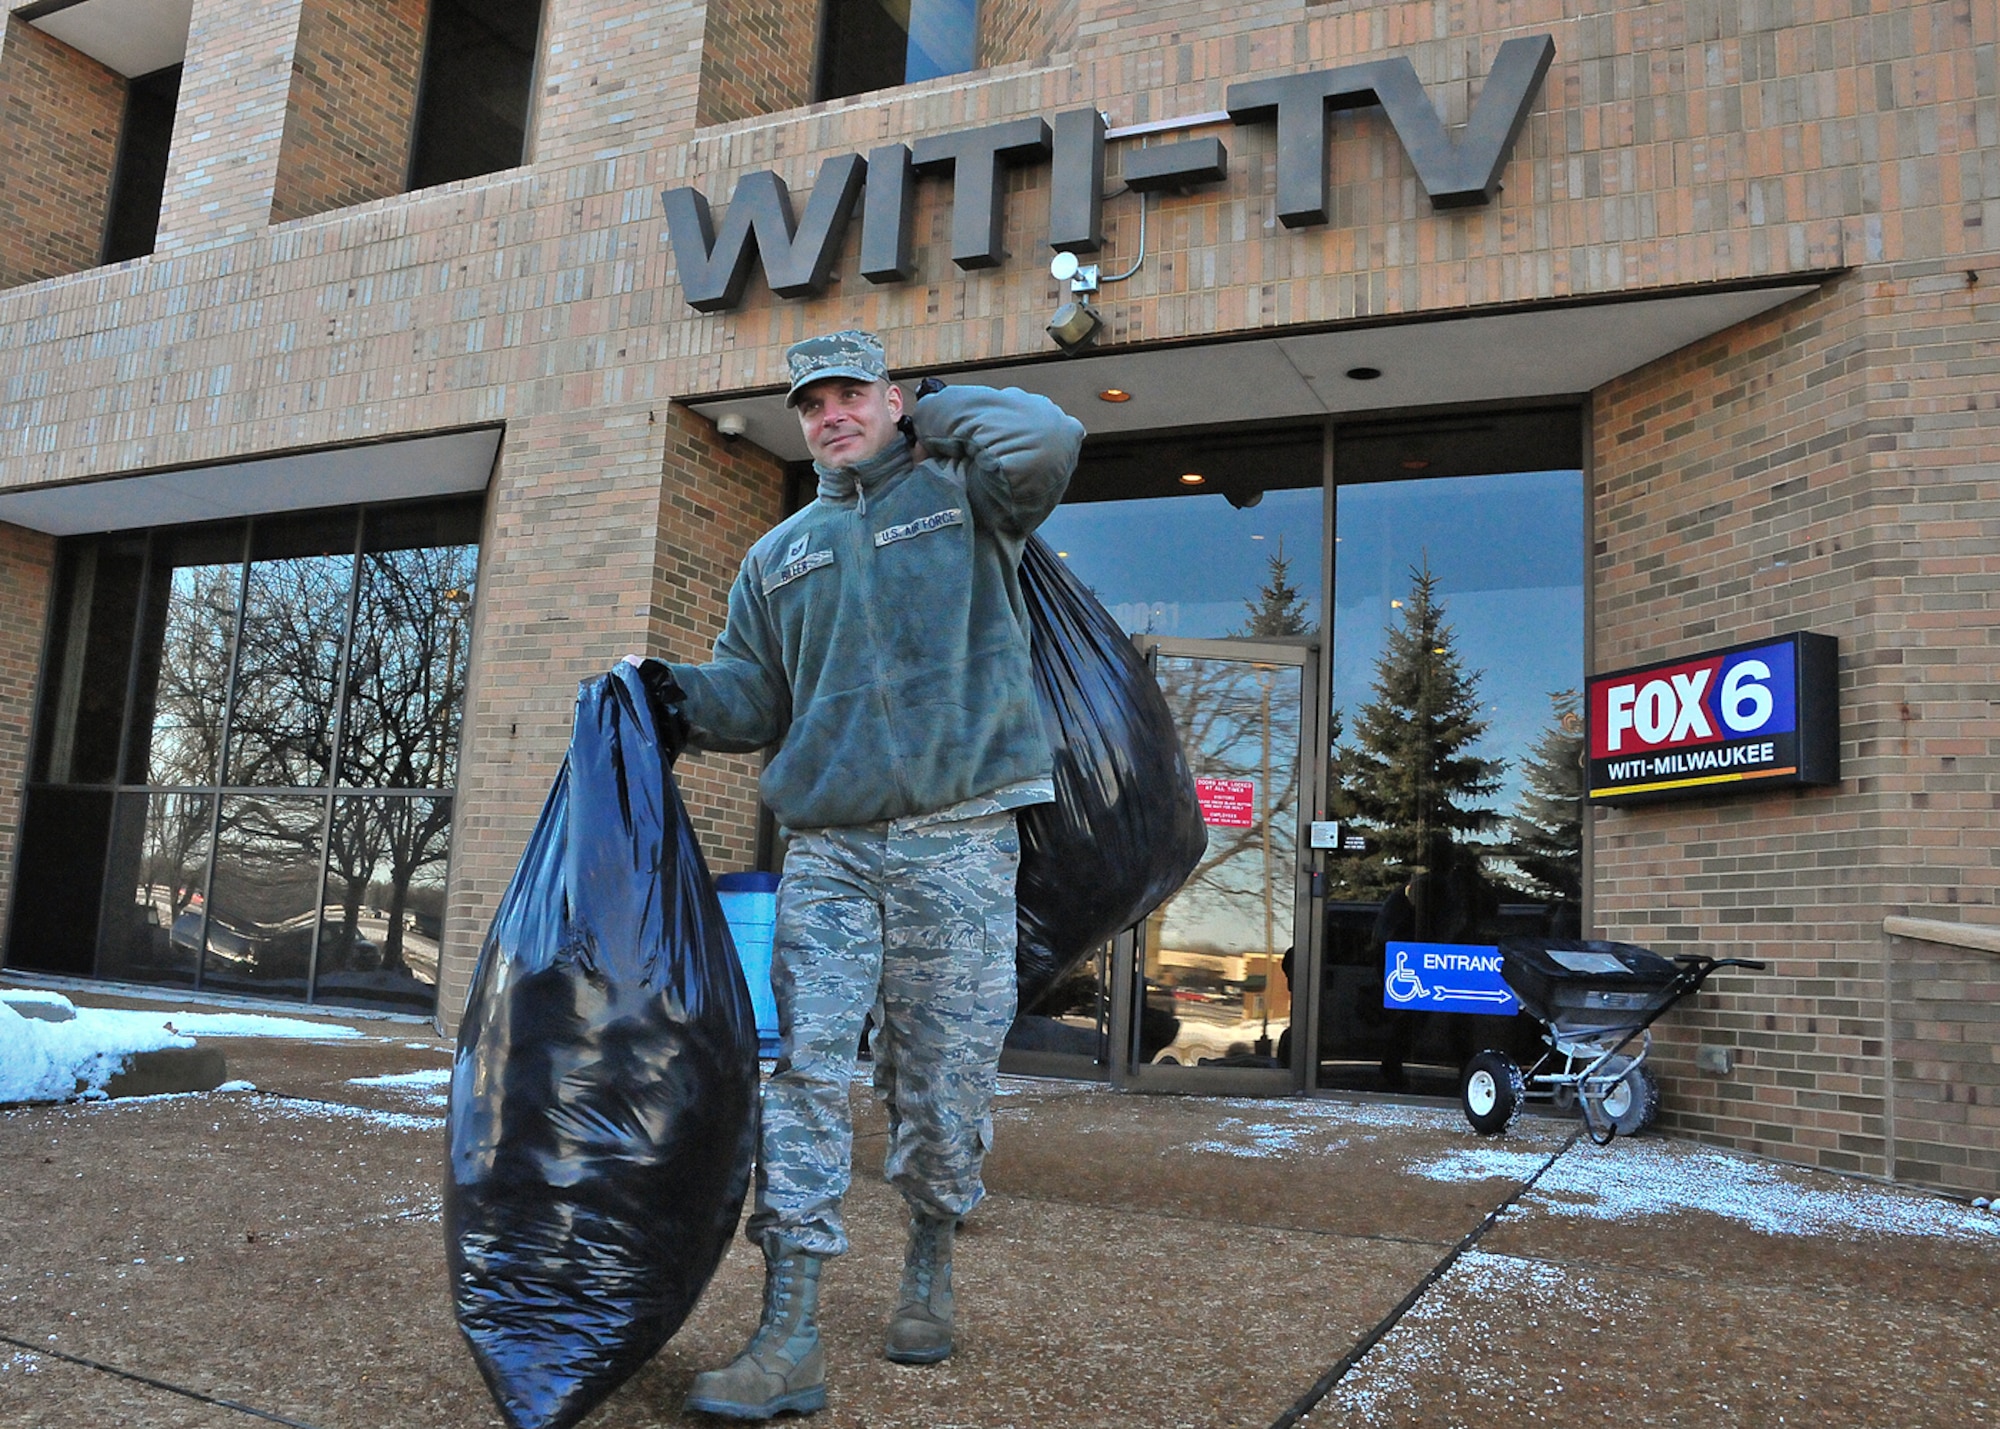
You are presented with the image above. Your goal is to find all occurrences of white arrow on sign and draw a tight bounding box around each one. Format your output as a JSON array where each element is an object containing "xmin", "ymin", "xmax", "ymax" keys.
[{"xmin": 1430, "ymin": 987, "xmax": 1516, "ymax": 1004}]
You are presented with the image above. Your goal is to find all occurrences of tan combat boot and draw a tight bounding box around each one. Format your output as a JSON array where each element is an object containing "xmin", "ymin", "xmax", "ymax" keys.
[
  {"xmin": 883, "ymin": 1213, "xmax": 956, "ymax": 1364},
  {"xmin": 684, "ymin": 1249, "xmax": 827, "ymax": 1419}
]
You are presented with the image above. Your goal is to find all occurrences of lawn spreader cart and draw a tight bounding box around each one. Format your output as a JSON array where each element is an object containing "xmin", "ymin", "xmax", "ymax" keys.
[{"xmin": 1459, "ymin": 938, "xmax": 1765, "ymax": 1145}]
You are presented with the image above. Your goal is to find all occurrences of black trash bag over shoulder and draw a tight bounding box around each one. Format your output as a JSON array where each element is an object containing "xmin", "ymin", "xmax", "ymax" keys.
[
  {"xmin": 446, "ymin": 663, "xmax": 759, "ymax": 1429},
  {"xmin": 1016, "ymin": 534, "xmax": 1207, "ymax": 1011}
]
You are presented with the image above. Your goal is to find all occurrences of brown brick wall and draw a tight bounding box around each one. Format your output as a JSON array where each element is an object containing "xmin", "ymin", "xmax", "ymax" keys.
[
  {"xmin": 0, "ymin": 520, "xmax": 55, "ymax": 933},
  {"xmin": 695, "ymin": 0, "xmax": 814, "ymax": 127},
  {"xmin": 1890, "ymin": 933, "xmax": 2000, "ymax": 1198},
  {"xmin": 1592, "ymin": 256, "xmax": 2000, "ymax": 1183},
  {"xmin": 0, "ymin": 17, "xmax": 124, "ymax": 289},
  {"xmin": 154, "ymin": 0, "xmax": 307, "ymax": 254},
  {"xmin": 270, "ymin": 0, "xmax": 426, "ymax": 224},
  {"xmin": 980, "ymin": 0, "xmax": 1073, "ymax": 71},
  {"xmin": 650, "ymin": 402, "xmax": 788, "ymax": 871}
]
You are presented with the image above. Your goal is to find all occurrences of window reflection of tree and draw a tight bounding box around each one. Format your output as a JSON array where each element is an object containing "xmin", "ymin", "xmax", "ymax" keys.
[
  {"xmin": 324, "ymin": 543, "xmax": 476, "ymax": 976},
  {"xmin": 1153, "ymin": 657, "xmax": 1302, "ymax": 952},
  {"xmin": 225, "ymin": 554, "xmax": 354, "ymax": 788},
  {"xmin": 208, "ymin": 796, "xmax": 324, "ymax": 982},
  {"xmin": 144, "ymin": 564, "xmax": 237, "ymax": 787}
]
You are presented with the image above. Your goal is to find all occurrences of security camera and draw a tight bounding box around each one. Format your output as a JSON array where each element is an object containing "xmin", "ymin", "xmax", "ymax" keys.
[{"xmin": 715, "ymin": 412, "xmax": 747, "ymax": 442}]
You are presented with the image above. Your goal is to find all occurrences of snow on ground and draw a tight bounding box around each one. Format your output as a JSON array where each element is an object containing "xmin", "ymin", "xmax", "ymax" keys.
[
  {"xmin": 1408, "ymin": 1135, "xmax": 1999, "ymax": 1240},
  {"xmin": 261, "ymin": 1098, "xmax": 445, "ymax": 1134},
  {"xmin": 1321, "ymin": 1249, "xmax": 1611, "ymax": 1427},
  {"xmin": 0, "ymin": 990, "xmax": 364, "ymax": 1106}
]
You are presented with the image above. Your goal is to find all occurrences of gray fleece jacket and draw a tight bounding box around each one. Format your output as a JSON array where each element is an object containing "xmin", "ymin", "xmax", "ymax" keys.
[{"xmin": 666, "ymin": 383, "xmax": 1084, "ymax": 831}]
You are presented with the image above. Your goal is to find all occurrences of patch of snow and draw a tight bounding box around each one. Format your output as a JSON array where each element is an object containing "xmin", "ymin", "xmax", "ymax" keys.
[
  {"xmin": 159, "ymin": 1012, "xmax": 363, "ymax": 1040},
  {"xmin": 349, "ymin": 1068, "xmax": 453, "ymax": 1090},
  {"xmin": 261, "ymin": 1099, "xmax": 445, "ymax": 1133},
  {"xmin": 1407, "ymin": 1145, "xmax": 1562, "ymax": 1184},
  {"xmin": 0, "ymin": 1001, "xmax": 192, "ymax": 1103},
  {"xmin": 2, "ymin": 1352, "xmax": 45, "ymax": 1376},
  {"xmin": 1525, "ymin": 1140, "xmax": 2000, "ymax": 1241},
  {"xmin": 1404, "ymin": 1138, "xmax": 1998, "ymax": 1241},
  {"xmin": 1326, "ymin": 1250, "xmax": 1606, "ymax": 1427},
  {"xmin": 216, "ymin": 1080, "xmax": 258, "ymax": 1092},
  {"xmin": 0, "ymin": 989, "xmax": 77, "ymax": 1015}
]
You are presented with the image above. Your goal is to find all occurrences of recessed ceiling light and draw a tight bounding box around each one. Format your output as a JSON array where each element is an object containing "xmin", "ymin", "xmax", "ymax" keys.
[
  {"xmin": 1346, "ymin": 366, "xmax": 1383, "ymax": 381},
  {"xmin": 1098, "ymin": 388, "xmax": 1132, "ymax": 402},
  {"xmin": 1179, "ymin": 472, "xmax": 1206, "ymax": 486}
]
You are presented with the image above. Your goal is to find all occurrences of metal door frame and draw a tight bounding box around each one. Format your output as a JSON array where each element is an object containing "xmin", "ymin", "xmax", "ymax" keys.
[{"xmin": 1110, "ymin": 636, "xmax": 1322, "ymax": 1095}]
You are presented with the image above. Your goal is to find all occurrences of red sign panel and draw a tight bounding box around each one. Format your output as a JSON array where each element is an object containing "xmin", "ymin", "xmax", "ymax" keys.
[{"xmin": 1196, "ymin": 777, "xmax": 1256, "ymax": 827}]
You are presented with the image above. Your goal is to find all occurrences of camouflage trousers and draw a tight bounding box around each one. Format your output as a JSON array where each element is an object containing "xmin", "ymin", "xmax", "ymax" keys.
[{"xmin": 744, "ymin": 810, "xmax": 1021, "ymax": 1259}]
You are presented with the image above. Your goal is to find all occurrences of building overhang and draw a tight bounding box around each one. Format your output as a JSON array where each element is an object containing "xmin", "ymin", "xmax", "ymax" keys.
[
  {"xmin": 0, "ymin": 427, "xmax": 502, "ymax": 536},
  {"xmin": 685, "ymin": 280, "xmax": 1827, "ymax": 463},
  {"xmin": 18, "ymin": 0, "xmax": 194, "ymax": 78}
]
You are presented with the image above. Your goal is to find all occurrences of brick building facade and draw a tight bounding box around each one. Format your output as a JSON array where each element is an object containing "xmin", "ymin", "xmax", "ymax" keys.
[{"xmin": 0, "ymin": 0, "xmax": 1994, "ymax": 1196}]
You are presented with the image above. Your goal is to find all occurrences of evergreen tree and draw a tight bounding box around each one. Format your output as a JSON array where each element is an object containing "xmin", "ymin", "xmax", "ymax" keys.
[
  {"xmin": 1237, "ymin": 543, "xmax": 1313, "ymax": 638},
  {"xmin": 1328, "ymin": 564, "xmax": 1503, "ymax": 898},
  {"xmin": 1506, "ymin": 689, "xmax": 1584, "ymax": 903}
]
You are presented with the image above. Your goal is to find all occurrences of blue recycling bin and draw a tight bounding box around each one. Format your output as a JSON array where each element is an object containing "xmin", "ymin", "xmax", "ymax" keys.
[{"xmin": 716, "ymin": 871, "xmax": 780, "ymax": 1056}]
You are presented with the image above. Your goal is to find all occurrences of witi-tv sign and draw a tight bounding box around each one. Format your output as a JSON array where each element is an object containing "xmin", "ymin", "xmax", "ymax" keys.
[{"xmin": 1586, "ymin": 633, "xmax": 1838, "ymax": 804}]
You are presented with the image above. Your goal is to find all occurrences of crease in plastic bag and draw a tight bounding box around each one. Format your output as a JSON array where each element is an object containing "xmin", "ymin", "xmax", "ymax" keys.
[
  {"xmin": 446, "ymin": 663, "xmax": 759, "ymax": 1429},
  {"xmin": 1016, "ymin": 534, "xmax": 1207, "ymax": 1011}
]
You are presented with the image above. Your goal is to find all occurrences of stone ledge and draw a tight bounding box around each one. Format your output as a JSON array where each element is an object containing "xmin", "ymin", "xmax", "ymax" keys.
[{"xmin": 1884, "ymin": 915, "xmax": 2000, "ymax": 959}]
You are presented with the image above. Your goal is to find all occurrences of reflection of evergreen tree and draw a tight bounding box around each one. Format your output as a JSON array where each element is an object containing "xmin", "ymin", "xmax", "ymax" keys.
[
  {"xmin": 1328, "ymin": 564, "xmax": 1502, "ymax": 898},
  {"xmin": 1237, "ymin": 544, "xmax": 1313, "ymax": 638},
  {"xmin": 1507, "ymin": 689, "xmax": 1583, "ymax": 902}
]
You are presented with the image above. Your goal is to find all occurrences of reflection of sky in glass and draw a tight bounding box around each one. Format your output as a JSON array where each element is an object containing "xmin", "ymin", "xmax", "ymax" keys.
[
  {"xmin": 1333, "ymin": 470, "xmax": 1584, "ymax": 812},
  {"xmin": 1038, "ymin": 487, "xmax": 1325, "ymax": 639},
  {"xmin": 905, "ymin": 0, "xmax": 977, "ymax": 81}
]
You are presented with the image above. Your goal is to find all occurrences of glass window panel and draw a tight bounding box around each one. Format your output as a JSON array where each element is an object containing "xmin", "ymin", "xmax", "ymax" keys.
[
  {"xmin": 317, "ymin": 794, "xmax": 451, "ymax": 1014},
  {"xmin": 225, "ymin": 514, "xmax": 358, "ymax": 788},
  {"xmin": 1316, "ymin": 465, "xmax": 1583, "ymax": 1094},
  {"xmin": 407, "ymin": 0, "xmax": 543, "ymax": 190},
  {"xmin": 125, "ymin": 523, "xmax": 243, "ymax": 788},
  {"xmin": 33, "ymin": 535, "xmax": 146, "ymax": 785},
  {"xmin": 337, "ymin": 542, "xmax": 477, "ymax": 789},
  {"xmin": 96, "ymin": 791, "xmax": 213, "ymax": 988},
  {"xmin": 905, "ymin": 0, "xmax": 977, "ymax": 83},
  {"xmin": 3, "ymin": 788, "xmax": 115, "ymax": 976},
  {"xmin": 1038, "ymin": 487, "xmax": 1323, "ymax": 640},
  {"xmin": 1142, "ymin": 655, "xmax": 1303, "ymax": 1068},
  {"xmin": 363, "ymin": 496, "xmax": 483, "ymax": 553},
  {"xmin": 203, "ymin": 794, "xmax": 328, "ymax": 998}
]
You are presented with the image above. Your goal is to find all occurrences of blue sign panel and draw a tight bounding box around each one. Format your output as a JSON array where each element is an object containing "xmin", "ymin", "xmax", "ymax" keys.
[{"xmin": 1382, "ymin": 942, "xmax": 1520, "ymax": 1016}]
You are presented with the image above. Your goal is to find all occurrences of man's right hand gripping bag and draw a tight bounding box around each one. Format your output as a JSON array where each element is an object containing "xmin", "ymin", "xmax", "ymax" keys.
[
  {"xmin": 1016, "ymin": 534, "xmax": 1207, "ymax": 1012},
  {"xmin": 446, "ymin": 663, "xmax": 758, "ymax": 1429}
]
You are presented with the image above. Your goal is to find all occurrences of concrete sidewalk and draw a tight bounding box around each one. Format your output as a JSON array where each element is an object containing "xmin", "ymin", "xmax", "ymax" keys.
[{"xmin": 1, "ymin": 988, "xmax": 1995, "ymax": 1429}]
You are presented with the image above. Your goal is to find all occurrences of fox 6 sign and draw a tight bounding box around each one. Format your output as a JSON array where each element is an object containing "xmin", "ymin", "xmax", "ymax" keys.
[{"xmin": 1587, "ymin": 633, "xmax": 1838, "ymax": 804}]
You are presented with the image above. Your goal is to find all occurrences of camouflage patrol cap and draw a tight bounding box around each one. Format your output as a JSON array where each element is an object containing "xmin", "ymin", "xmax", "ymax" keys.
[{"xmin": 784, "ymin": 329, "xmax": 890, "ymax": 406}]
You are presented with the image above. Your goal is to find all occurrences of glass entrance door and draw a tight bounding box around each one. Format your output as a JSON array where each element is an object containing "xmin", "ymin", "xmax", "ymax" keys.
[
  {"xmin": 1312, "ymin": 464, "xmax": 1585, "ymax": 1095},
  {"xmin": 1112, "ymin": 637, "xmax": 1317, "ymax": 1092}
]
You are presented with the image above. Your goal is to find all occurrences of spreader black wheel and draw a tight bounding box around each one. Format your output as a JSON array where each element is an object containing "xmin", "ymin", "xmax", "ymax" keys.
[
  {"xmin": 1460, "ymin": 1051, "xmax": 1525, "ymax": 1135},
  {"xmin": 1590, "ymin": 1064, "xmax": 1660, "ymax": 1137}
]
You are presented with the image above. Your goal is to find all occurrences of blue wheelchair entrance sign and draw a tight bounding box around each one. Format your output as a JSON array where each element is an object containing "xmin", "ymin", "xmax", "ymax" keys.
[{"xmin": 1383, "ymin": 942, "xmax": 1520, "ymax": 1016}]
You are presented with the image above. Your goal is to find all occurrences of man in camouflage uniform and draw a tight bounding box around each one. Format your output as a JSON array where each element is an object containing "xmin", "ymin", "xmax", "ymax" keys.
[{"xmin": 632, "ymin": 329, "xmax": 1083, "ymax": 1419}]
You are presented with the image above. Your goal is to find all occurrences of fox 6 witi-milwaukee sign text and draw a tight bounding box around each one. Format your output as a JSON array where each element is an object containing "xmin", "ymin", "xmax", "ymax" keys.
[{"xmin": 1586, "ymin": 633, "xmax": 1838, "ymax": 805}]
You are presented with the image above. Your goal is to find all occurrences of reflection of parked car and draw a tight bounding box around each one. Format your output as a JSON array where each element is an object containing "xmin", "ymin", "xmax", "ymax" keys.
[
  {"xmin": 169, "ymin": 907, "xmax": 378, "ymax": 979},
  {"xmin": 1151, "ymin": 1016, "xmax": 1288, "ymax": 1065}
]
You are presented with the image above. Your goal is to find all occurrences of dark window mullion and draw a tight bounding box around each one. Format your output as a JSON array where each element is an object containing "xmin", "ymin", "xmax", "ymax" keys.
[
  {"xmin": 303, "ymin": 512, "xmax": 366, "ymax": 1005},
  {"xmin": 190, "ymin": 525, "xmax": 254, "ymax": 992}
]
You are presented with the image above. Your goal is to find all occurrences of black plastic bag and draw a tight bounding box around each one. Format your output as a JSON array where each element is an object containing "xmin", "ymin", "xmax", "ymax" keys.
[
  {"xmin": 1016, "ymin": 534, "xmax": 1207, "ymax": 1011},
  {"xmin": 446, "ymin": 663, "xmax": 759, "ymax": 1429}
]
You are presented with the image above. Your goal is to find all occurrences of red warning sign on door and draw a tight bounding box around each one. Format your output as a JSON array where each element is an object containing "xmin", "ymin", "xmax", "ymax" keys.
[{"xmin": 1195, "ymin": 777, "xmax": 1256, "ymax": 827}]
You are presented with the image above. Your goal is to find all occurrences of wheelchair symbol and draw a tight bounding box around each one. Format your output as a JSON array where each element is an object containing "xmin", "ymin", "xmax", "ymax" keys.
[{"xmin": 1384, "ymin": 949, "xmax": 1428, "ymax": 1004}]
